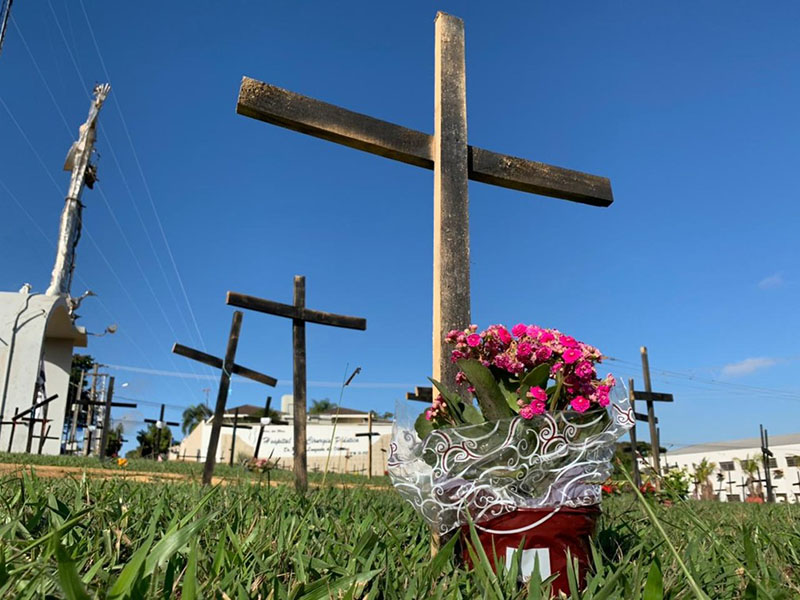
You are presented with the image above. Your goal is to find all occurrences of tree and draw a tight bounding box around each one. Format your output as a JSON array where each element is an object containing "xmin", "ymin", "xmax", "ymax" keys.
[
  {"xmin": 692, "ymin": 458, "xmax": 717, "ymax": 500},
  {"xmin": 251, "ymin": 406, "xmax": 284, "ymax": 423},
  {"xmin": 182, "ymin": 403, "xmax": 212, "ymax": 435},
  {"xmin": 129, "ymin": 423, "xmax": 174, "ymax": 459},
  {"xmin": 309, "ymin": 398, "xmax": 337, "ymax": 414}
]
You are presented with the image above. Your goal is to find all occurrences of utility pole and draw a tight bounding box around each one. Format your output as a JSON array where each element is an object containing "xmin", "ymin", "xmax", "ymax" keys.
[
  {"xmin": 640, "ymin": 346, "xmax": 661, "ymax": 477},
  {"xmin": 84, "ymin": 364, "xmax": 99, "ymax": 456},
  {"xmin": 46, "ymin": 83, "xmax": 111, "ymax": 299},
  {"xmin": 98, "ymin": 376, "xmax": 115, "ymax": 458}
]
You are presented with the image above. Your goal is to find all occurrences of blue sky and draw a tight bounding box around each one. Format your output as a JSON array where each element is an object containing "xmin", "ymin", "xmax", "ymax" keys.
[{"xmin": 2, "ymin": 1, "xmax": 800, "ymax": 455}]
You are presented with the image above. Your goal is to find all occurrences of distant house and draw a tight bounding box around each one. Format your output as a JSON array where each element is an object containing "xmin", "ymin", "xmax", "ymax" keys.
[
  {"xmin": 170, "ymin": 394, "xmax": 393, "ymax": 474},
  {"xmin": 667, "ymin": 433, "xmax": 800, "ymax": 503}
]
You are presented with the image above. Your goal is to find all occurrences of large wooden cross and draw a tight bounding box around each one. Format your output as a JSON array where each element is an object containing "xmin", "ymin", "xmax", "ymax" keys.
[
  {"xmin": 173, "ymin": 310, "xmax": 278, "ymax": 485},
  {"xmin": 227, "ymin": 275, "xmax": 366, "ymax": 492},
  {"xmin": 236, "ymin": 11, "xmax": 613, "ymax": 389}
]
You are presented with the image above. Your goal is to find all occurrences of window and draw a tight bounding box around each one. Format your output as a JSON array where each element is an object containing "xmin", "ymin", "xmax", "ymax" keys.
[
  {"xmin": 720, "ymin": 461, "xmax": 735, "ymax": 471},
  {"xmin": 726, "ymin": 494, "xmax": 741, "ymax": 503},
  {"xmin": 786, "ymin": 455, "xmax": 798, "ymax": 467},
  {"xmin": 767, "ymin": 457, "xmax": 778, "ymax": 469}
]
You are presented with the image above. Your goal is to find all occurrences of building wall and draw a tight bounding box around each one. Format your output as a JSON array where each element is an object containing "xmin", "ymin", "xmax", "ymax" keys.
[
  {"xmin": 668, "ymin": 443, "xmax": 800, "ymax": 503},
  {"xmin": 172, "ymin": 420, "xmax": 394, "ymax": 475}
]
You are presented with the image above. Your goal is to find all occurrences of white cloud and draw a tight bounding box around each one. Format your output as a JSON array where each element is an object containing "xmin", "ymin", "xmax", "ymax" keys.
[
  {"xmin": 758, "ymin": 273, "xmax": 784, "ymax": 290},
  {"xmin": 720, "ymin": 357, "xmax": 777, "ymax": 378}
]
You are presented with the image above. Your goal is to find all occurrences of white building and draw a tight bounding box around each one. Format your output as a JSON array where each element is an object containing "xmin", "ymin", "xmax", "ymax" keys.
[
  {"xmin": 171, "ymin": 395, "xmax": 394, "ymax": 474},
  {"xmin": 667, "ymin": 433, "xmax": 800, "ymax": 503}
]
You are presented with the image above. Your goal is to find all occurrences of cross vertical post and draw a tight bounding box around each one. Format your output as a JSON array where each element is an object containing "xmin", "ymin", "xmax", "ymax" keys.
[
  {"xmin": 640, "ymin": 347, "xmax": 661, "ymax": 477},
  {"xmin": 98, "ymin": 376, "xmax": 115, "ymax": 459},
  {"xmin": 293, "ymin": 276, "xmax": 308, "ymax": 491},
  {"xmin": 144, "ymin": 404, "xmax": 178, "ymax": 460},
  {"xmin": 433, "ymin": 12, "xmax": 470, "ymax": 387},
  {"xmin": 355, "ymin": 411, "xmax": 380, "ymax": 479},
  {"xmin": 4, "ymin": 407, "xmax": 18, "ymax": 452},
  {"xmin": 229, "ymin": 407, "xmax": 240, "ymax": 467},
  {"xmin": 207, "ymin": 311, "xmax": 241, "ymax": 483},
  {"xmin": 84, "ymin": 364, "xmax": 99, "ymax": 456},
  {"xmin": 67, "ymin": 368, "xmax": 84, "ymax": 452}
]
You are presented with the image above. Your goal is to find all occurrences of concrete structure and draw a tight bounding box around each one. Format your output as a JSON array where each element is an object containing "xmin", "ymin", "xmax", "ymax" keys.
[
  {"xmin": 668, "ymin": 433, "xmax": 800, "ymax": 503},
  {"xmin": 170, "ymin": 395, "xmax": 393, "ymax": 475},
  {"xmin": 0, "ymin": 291, "xmax": 87, "ymax": 454}
]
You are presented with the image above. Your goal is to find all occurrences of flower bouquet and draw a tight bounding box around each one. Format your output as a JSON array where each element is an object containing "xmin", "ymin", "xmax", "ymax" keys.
[{"xmin": 388, "ymin": 323, "xmax": 633, "ymax": 591}]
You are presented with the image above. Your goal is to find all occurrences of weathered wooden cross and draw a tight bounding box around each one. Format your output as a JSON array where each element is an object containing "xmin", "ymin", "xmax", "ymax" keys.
[
  {"xmin": 144, "ymin": 404, "xmax": 179, "ymax": 460},
  {"xmin": 253, "ymin": 396, "xmax": 272, "ymax": 459},
  {"xmin": 355, "ymin": 411, "xmax": 380, "ymax": 479},
  {"xmin": 235, "ymin": 11, "xmax": 613, "ymax": 391},
  {"xmin": 227, "ymin": 276, "xmax": 366, "ymax": 492},
  {"xmin": 12, "ymin": 393, "xmax": 58, "ymax": 454},
  {"xmin": 173, "ymin": 310, "xmax": 277, "ymax": 485}
]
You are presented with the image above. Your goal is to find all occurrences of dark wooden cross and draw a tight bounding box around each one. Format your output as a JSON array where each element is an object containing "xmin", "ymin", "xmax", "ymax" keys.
[
  {"xmin": 406, "ymin": 386, "xmax": 433, "ymax": 402},
  {"xmin": 227, "ymin": 275, "xmax": 366, "ymax": 492},
  {"xmin": 727, "ymin": 472, "xmax": 737, "ymax": 496},
  {"xmin": 173, "ymin": 310, "xmax": 277, "ymax": 484},
  {"xmin": 737, "ymin": 476, "xmax": 751, "ymax": 500},
  {"xmin": 760, "ymin": 425, "xmax": 775, "ymax": 503},
  {"xmin": 226, "ymin": 407, "xmax": 255, "ymax": 466},
  {"xmin": 71, "ymin": 394, "xmax": 136, "ymax": 458},
  {"xmin": 144, "ymin": 404, "xmax": 179, "ymax": 460},
  {"xmin": 235, "ymin": 11, "xmax": 613, "ymax": 392},
  {"xmin": 355, "ymin": 411, "xmax": 380, "ymax": 479},
  {"xmin": 253, "ymin": 396, "xmax": 272, "ymax": 459}
]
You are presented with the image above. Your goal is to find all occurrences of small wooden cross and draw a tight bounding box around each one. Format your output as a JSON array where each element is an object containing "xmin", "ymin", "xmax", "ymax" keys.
[
  {"xmin": 235, "ymin": 12, "xmax": 613, "ymax": 390},
  {"xmin": 727, "ymin": 473, "xmax": 736, "ymax": 495},
  {"xmin": 144, "ymin": 404, "xmax": 179, "ymax": 460},
  {"xmin": 173, "ymin": 310, "xmax": 277, "ymax": 484},
  {"xmin": 632, "ymin": 388, "xmax": 672, "ymax": 476},
  {"xmin": 13, "ymin": 393, "xmax": 58, "ymax": 454},
  {"xmin": 355, "ymin": 411, "xmax": 380, "ymax": 479},
  {"xmin": 227, "ymin": 275, "xmax": 366, "ymax": 492},
  {"xmin": 406, "ymin": 386, "xmax": 433, "ymax": 403}
]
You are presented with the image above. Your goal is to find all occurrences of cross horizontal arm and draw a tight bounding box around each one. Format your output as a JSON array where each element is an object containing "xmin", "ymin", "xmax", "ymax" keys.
[
  {"xmin": 172, "ymin": 343, "xmax": 278, "ymax": 387},
  {"xmin": 238, "ymin": 78, "xmax": 613, "ymax": 207},
  {"xmin": 634, "ymin": 412, "xmax": 657, "ymax": 423},
  {"xmin": 226, "ymin": 292, "xmax": 367, "ymax": 331},
  {"xmin": 632, "ymin": 391, "xmax": 673, "ymax": 402},
  {"xmin": 14, "ymin": 394, "xmax": 59, "ymax": 420},
  {"xmin": 355, "ymin": 432, "xmax": 381, "ymax": 438},
  {"xmin": 144, "ymin": 418, "xmax": 180, "ymax": 427},
  {"xmin": 76, "ymin": 400, "xmax": 138, "ymax": 409}
]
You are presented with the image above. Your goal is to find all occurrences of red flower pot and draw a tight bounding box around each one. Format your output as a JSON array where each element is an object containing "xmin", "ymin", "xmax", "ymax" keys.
[{"xmin": 461, "ymin": 505, "xmax": 600, "ymax": 594}]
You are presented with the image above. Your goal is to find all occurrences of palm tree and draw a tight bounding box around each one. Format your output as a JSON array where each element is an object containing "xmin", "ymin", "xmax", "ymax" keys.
[
  {"xmin": 309, "ymin": 398, "xmax": 337, "ymax": 414},
  {"xmin": 182, "ymin": 403, "xmax": 212, "ymax": 435},
  {"xmin": 692, "ymin": 458, "xmax": 717, "ymax": 500},
  {"xmin": 736, "ymin": 455, "xmax": 763, "ymax": 499}
]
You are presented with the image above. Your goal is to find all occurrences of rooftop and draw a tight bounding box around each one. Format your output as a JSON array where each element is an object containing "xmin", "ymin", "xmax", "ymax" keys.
[{"xmin": 670, "ymin": 433, "xmax": 800, "ymax": 456}]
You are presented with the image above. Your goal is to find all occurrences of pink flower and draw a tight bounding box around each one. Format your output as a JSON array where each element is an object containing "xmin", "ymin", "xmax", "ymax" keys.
[
  {"xmin": 424, "ymin": 408, "xmax": 433, "ymax": 421},
  {"xmin": 574, "ymin": 361, "xmax": 594, "ymax": 378},
  {"xmin": 516, "ymin": 342, "xmax": 533, "ymax": 358},
  {"xmin": 550, "ymin": 362, "xmax": 564, "ymax": 375},
  {"xmin": 526, "ymin": 325, "xmax": 541, "ymax": 338},
  {"xmin": 563, "ymin": 348, "xmax": 582, "ymax": 364},
  {"xmin": 530, "ymin": 399, "xmax": 547, "ymax": 415},
  {"xmin": 559, "ymin": 334, "xmax": 578, "ymax": 348},
  {"xmin": 497, "ymin": 326, "xmax": 512, "ymax": 344},
  {"xmin": 597, "ymin": 394, "xmax": 610, "ymax": 408},
  {"xmin": 466, "ymin": 334, "xmax": 482, "ymax": 347},
  {"xmin": 512, "ymin": 323, "xmax": 528, "ymax": 337},
  {"xmin": 519, "ymin": 405, "xmax": 535, "ymax": 419},
  {"xmin": 527, "ymin": 386, "xmax": 547, "ymax": 402},
  {"xmin": 468, "ymin": 324, "xmax": 479, "ymax": 332},
  {"xmin": 539, "ymin": 331, "xmax": 555, "ymax": 344},
  {"xmin": 570, "ymin": 396, "xmax": 590, "ymax": 412},
  {"xmin": 604, "ymin": 374, "xmax": 616, "ymax": 388},
  {"xmin": 535, "ymin": 346, "xmax": 553, "ymax": 362}
]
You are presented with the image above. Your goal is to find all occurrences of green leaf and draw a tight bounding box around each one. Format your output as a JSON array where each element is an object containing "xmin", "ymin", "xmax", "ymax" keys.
[
  {"xmin": 414, "ymin": 412, "xmax": 433, "ymax": 441},
  {"xmin": 495, "ymin": 373, "xmax": 522, "ymax": 413},
  {"xmin": 518, "ymin": 364, "xmax": 550, "ymax": 395},
  {"xmin": 53, "ymin": 534, "xmax": 91, "ymax": 600},
  {"xmin": 181, "ymin": 542, "xmax": 198, "ymax": 600},
  {"xmin": 456, "ymin": 359, "xmax": 515, "ymax": 420},
  {"xmin": 643, "ymin": 560, "xmax": 664, "ymax": 600},
  {"xmin": 461, "ymin": 403, "xmax": 484, "ymax": 425}
]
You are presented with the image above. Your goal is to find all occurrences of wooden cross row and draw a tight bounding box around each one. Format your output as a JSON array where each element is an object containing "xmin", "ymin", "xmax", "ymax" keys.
[
  {"xmin": 226, "ymin": 276, "xmax": 366, "ymax": 492},
  {"xmin": 173, "ymin": 310, "xmax": 277, "ymax": 484},
  {"xmin": 14, "ymin": 394, "xmax": 58, "ymax": 421},
  {"xmin": 235, "ymin": 11, "xmax": 614, "ymax": 391}
]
